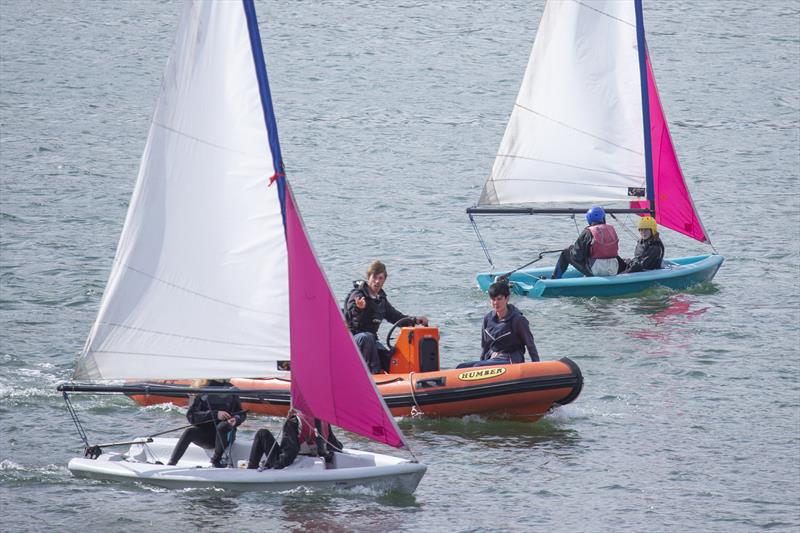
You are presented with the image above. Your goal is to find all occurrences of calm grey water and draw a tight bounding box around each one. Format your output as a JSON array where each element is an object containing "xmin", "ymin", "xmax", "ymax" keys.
[{"xmin": 1, "ymin": 1, "xmax": 798, "ymax": 531}]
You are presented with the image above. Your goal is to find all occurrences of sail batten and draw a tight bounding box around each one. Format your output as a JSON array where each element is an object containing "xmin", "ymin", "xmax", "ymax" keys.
[{"xmin": 513, "ymin": 105, "xmax": 645, "ymax": 156}]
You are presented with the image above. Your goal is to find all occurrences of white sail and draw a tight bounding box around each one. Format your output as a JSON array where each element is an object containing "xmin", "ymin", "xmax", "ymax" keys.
[
  {"xmin": 75, "ymin": 2, "xmax": 289, "ymax": 380},
  {"xmin": 479, "ymin": 0, "xmax": 646, "ymax": 205}
]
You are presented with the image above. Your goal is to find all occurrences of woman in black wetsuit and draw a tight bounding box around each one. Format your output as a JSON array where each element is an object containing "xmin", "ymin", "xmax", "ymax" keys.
[{"xmin": 167, "ymin": 379, "xmax": 246, "ymax": 468}]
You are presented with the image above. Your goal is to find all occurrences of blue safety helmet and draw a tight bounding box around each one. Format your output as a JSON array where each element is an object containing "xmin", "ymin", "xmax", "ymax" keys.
[{"xmin": 585, "ymin": 206, "xmax": 606, "ymax": 225}]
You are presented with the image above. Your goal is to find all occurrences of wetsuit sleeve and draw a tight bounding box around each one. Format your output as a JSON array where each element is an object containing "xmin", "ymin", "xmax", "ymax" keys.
[
  {"xmin": 327, "ymin": 427, "xmax": 343, "ymax": 453},
  {"xmin": 383, "ymin": 298, "xmax": 409, "ymax": 326},
  {"xmin": 345, "ymin": 289, "xmax": 365, "ymax": 332},
  {"xmin": 514, "ymin": 314, "xmax": 539, "ymax": 362},
  {"xmin": 275, "ymin": 417, "xmax": 300, "ymax": 469},
  {"xmin": 623, "ymin": 241, "xmax": 663, "ymax": 273},
  {"xmin": 480, "ymin": 314, "xmax": 491, "ymax": 359},
  {"xmin": 569, "ymin": 229, "xmax": 594, "ymax": 276},
  {"xmin": 231, "ymin": 395, "xmax": 246, "ymax": 426},
  {"xmin": 186, "ymin": 395, "xmax": 214, "ymax": 425}
]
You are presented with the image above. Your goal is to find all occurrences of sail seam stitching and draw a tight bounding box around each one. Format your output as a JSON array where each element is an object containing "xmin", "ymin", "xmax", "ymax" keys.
[
  {"xmin": 119, "ymin": 263, "xmax": 284, "ymax": 317},
  {"xmin": 95, "ymin": 321, "xmax": 287, "ymax": 349},
  {"xmin": 152, "ymin": 121, "xmax": 254, "ymax": 156},
  {"xmin": 491, "ymin": 178, "xmax": 644, "ymax": 188},
  {"xmin": 514, "ymin": 103, "xmax": 642, "ymax": 155},
  {"xmin": 495, "ymin": 154, "xmax": 645, "ymax": 179},
  {"xmin": 574, "ymin": 1, "xmax": 636, "ymax": 27},
  {"xmin": 90, "ymin": 350, "xmax": 285, "ymax": 361}
]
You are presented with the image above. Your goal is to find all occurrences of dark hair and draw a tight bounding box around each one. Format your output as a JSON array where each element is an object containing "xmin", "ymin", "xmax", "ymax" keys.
[
  {"xmin": 488, "ymin": 281, "xmax": 510, "ymax": 298},
  {"xmin": 366, "ymin": 260, "xmax": 387, "ymax": 278}
]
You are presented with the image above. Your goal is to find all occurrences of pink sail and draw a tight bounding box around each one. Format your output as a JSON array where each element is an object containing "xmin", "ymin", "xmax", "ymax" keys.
[
  {"xmin": 633, "ymin": 53, "xmax": 708, "ymax": 243},
  {"xmin": 284, "ymin": 188, "xmax": 406, "ymax": 449}
]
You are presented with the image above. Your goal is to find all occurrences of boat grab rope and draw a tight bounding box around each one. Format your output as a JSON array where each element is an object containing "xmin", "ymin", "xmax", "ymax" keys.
[
  {"xmin": 408, "ymin": 372, "xmax": 424, "ymax": 418},
  {"xmin": 469, "ymin": 214, "xmax": 495, "ymax": 268}
]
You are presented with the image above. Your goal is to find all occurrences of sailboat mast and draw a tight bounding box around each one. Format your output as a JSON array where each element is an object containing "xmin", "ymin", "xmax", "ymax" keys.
[
  {"xmin": 634, "ymin": 0, "xmax": 655, "ymax": 217},
  {"xmin": 243, "ymin": 0, "xmax": 287, "ymax": 218}
]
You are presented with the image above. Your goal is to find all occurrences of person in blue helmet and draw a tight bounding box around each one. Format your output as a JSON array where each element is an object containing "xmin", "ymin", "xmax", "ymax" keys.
[{"xmin": 551, "ymin": 206, "xmax": 620, "ymax": 279}]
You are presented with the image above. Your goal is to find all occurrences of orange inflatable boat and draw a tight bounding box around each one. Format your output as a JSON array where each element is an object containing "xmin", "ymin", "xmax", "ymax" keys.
[{"xmin": 130, "ymin": 326, "xmax": 583, "ymax": 422}]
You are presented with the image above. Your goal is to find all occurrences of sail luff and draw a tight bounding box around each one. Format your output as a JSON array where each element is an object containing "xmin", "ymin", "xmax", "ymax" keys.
[
  {"xmin": 242, "ymin": 0, "xmax": 287, "ymax": 221},
  {"xmin": 634, "ymin": 0, "xmax": 655, "ymax": 210}
]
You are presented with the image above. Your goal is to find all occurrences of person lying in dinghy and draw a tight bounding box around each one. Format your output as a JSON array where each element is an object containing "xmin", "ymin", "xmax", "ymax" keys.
[
  {"xmin": 344, "ymin": 260, "xmax": 428, "ymax": 374},
  {"xmin": 616, "ymin": 216, "xmax": 665, "ymax": 274},
  {"xmin": 247, "ymin": 409, "xmax": 342, "ymax": 470},
  {"xmin": 167, "ymin": 379, "xmax": 246, "ymax": 468},
  {"xmin": 551, "ymin": 206, "xmax": 620, "ymax": 279},
  {"xmin": 457, "ymin": 281, "xmax": 539, "ymax": 368}
]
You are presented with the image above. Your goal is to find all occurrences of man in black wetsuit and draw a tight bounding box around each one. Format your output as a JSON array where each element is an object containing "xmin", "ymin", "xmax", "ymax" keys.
[{"xmin": 343, "ymin": 260, "xmax": 428, "ymax": 374}]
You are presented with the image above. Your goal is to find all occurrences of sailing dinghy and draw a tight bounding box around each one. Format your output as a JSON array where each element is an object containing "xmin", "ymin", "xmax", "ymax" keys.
[
  {"xmin": 468, "ymin": 0, "xmax": 723, "ymax": 298},
  {"xmin": 57, "ymin": 0, "xmax": 425, "ymax": 494}
]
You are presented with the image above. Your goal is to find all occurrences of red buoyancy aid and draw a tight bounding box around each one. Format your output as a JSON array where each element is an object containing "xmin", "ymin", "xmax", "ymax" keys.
[{"xmin": 587, "ymin": 224, "xmax": 620, "ymax": 259}]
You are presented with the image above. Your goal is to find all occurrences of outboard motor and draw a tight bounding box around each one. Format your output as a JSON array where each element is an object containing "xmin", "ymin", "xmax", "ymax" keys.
[{"xmin": 389, "ymin": 327, "xmax": 440, "ymax": 373}]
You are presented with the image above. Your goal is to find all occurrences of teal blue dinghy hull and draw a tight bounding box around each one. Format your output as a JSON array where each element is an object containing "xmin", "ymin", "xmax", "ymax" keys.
[{"xmin": 476, "ymin": 254, "xmax": 724, "ymax": 298}]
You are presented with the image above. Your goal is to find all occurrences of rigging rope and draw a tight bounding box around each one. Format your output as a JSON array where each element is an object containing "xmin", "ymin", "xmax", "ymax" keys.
[
  {"xmin": 610, "ymin": 212, "xmax": 640, "ymax": 243},
  {"xmin": 496, "ymin": 249, "xmax": 564, "ymax": 282},
  {"xmin": 469, "ymin": 214, "xmax": 495, "ymax": 268},
  {"xmin": 62, "ymin": 392, "xmax": 90, "ymax": 451}
]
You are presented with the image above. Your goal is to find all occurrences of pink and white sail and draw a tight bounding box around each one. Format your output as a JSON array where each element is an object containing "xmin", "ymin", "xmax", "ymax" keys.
[
  {"xmin": 73, "ymin": 0, "xmax": 406, "ymax": 449},
  {"xmin": 478, "ymin": 0, "xmax": 708, "ymax": 244}
]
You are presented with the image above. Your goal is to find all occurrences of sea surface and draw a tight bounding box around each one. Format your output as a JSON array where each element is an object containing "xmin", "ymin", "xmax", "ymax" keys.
[{"xmin": 1, "ymin": 1, "xmax": 798, "ymax": 531}]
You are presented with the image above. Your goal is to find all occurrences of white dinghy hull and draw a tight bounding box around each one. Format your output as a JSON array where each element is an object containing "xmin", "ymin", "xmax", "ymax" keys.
[{"xmin": 67, "ymin": 438, "xmax": 426, "ymax": 494}]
